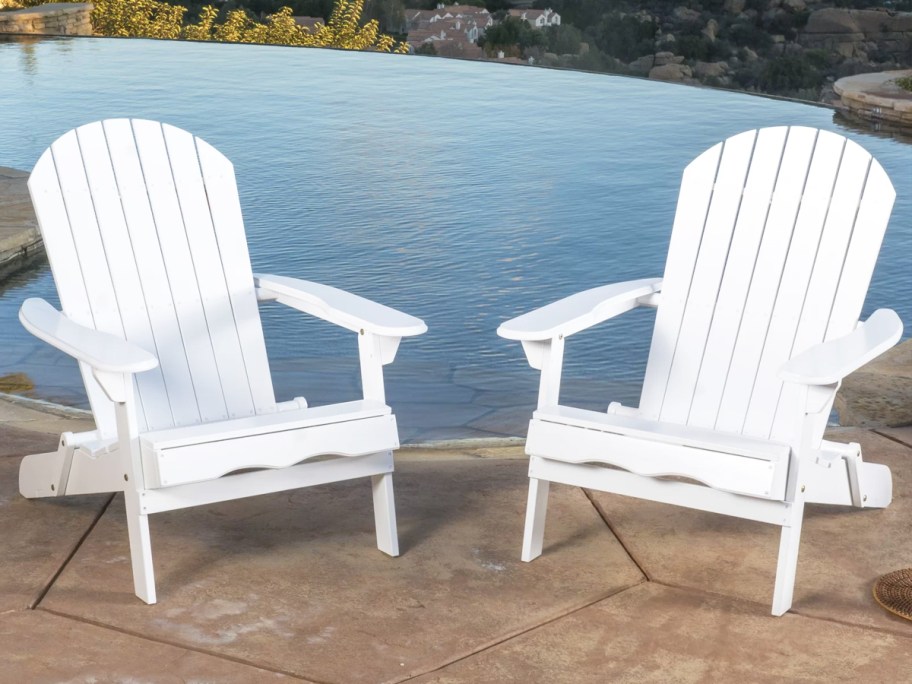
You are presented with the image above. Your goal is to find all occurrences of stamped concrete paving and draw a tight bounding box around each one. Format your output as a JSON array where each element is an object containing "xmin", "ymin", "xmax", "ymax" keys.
[
  {"xmin": 42, "ymin": 460, "xmax": 643, "ymax": 683},
  {"xmin": 589, "ymin": 427, "xmax": 912, "ymax": 634},
  {"xmin": 414, "ymin": 583, "xmax": 912, "ymax": 683},
  {"xmin": 0, "ymin": 423, "xmax": 107, "ymax": 612},
  {"xmin": 0, "ymin": 610, "xmax": 295, "ymax": 683},
  {"xmin": 2, "ymin": 402, "xmax": 912, "ymax": 681}
]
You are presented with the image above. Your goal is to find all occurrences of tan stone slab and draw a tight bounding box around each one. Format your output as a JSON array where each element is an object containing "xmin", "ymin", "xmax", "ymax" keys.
[
  {"xmin": 0, "ymin": 425, "xmax": 109, "ymax": 612},
  {"xmin": 398, "ymin": 443, "xmax": 526, "ymax": 461},
  {"xmin": 0, "ymin": 166, "xmax": 37, "ymax": 235},
  {"xmin": 836, "ymin": 338, "xmax": 912, "ymax": 427},
  {"xmin": 587, "ymin": 428, "xmax": 912, "ymax": 631},
  {"xmin": 413, "ymin": 583, "xmax": 912, "ymax": 683},
  {"xmin": 0, "ymin": 394, "xmax": 95, "ymax": 434},
  {"xmin": 0, "ymin": 610, "xmax": 296, "ymax": 682},
  {"xmin": 0, "ymin": 165, "xmax": 43, "ymax": 276},
  {"xmin": 42, "ymin": 459, "xmax": 643, "ymax": 683}
]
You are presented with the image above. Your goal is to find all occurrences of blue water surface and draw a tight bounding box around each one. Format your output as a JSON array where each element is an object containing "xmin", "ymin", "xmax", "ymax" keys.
[{"xmin": 1, "ymin": 37, "xmax": 909, "ymax": 441}]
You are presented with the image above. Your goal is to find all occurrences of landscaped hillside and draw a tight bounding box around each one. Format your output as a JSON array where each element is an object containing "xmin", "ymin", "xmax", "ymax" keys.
[
  {"xmin": 7, "ymin": 0, "xmax": 909, "ymax": 99},
  {"xmin": 398, "ymin": 0, "xmax": 911, "ymax": 99},
  {"xmin": 520, "ymin": 0, "xmax": 912, "ymax": 100}
]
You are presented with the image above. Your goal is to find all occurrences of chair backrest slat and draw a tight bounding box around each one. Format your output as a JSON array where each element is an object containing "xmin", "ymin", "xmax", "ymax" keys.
[
  {"xmin": 101, "ymin": 119, "xmax": 204, "ymax": 430},
  {"xmin": 195, "ymin": 137, "xmax": 276, "ymax": 413},
  {"xmin": 710, "ymin": 127, "xmax": 817, "ymax": 435},
  {"xmin": 740, "ymin": 129, "xmax": 847, "ymax": 438},
  {"xmin": 160, "ymin": 123, "xmax": 261, "ymax": 421},
  {"xmin": 639, "ymin": 126, "xmax": 894, "ymax": 442},
  {"xmin": 687, "ymin": 127, "xmax": 788, "ymax": 430},
  {"xmin": 76, "ymin": 121, "xmax": 174, "ymax": 432},
  {"xmin": 28, "ymin": 119, "xmax": 276, "ymax": 435},
  {"xmin": 656, "ymin": 129, "xmax": 757, "ymax": 425},
  {"xmin": 637, "ymin": 138, "xmax": 722, "ymax": 418},
  {"xmin": 132, "ymin": 120, "xmax": 231, "ymax": 424}
]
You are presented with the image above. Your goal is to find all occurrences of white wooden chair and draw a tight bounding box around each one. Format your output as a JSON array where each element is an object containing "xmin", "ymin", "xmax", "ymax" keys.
[
  {"xmin": 498, "ymin": 126, "xmax": 903, "ymax": 616},
  {"xmin": 18, "ymin": 119, "xmax": 426, "ymax": 604}
]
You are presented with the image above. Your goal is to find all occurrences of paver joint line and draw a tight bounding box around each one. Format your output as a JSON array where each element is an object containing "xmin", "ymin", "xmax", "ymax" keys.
[
  {"xmin": 30, "ymin": 493, "xmax": 116, "ymax": 610},
  {"xmin": 872, "ymin": 428, "xmax": 912, "ymax": 450},
  {"xmin": 582, "ymin": 488, "xmax": 653, "ymax": 582},
  {"xmin": 398, "ymin": 581, "xmax": 647, "ymax": 683},
  {"xmin": 785, "ymin": 606, "xmax": 912, "ymax": 640},
  {"xmin": 36, "ymin": 606, "xmax": 318, "ymax": 682}
]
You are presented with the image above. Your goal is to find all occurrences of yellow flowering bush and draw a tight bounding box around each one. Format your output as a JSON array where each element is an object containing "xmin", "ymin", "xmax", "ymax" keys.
[
  {"xmin": 92, "ymin": 0, "xmax": 185, "ymax": 39},
  {"xmin": 21, "ymin": 0, "xmax": 407, "ymax": 52},
  {"xmin": 182, "ymin": 2, "xmax": 405, "ymax": 53}
]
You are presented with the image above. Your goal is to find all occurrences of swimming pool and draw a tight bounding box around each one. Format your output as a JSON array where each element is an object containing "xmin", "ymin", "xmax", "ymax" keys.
[{"xmin": 1, "ymin": 37, "xmax": 910, "ymax": 441}]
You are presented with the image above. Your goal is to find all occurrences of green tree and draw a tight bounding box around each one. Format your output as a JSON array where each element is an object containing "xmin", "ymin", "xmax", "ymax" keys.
[
  {"xmin": 480, "ymin": 16, "xmax": 546, "ymax": 55},
  {"xmin": 545, "ymin": 23, "xmax": 581, "ymax": 55},
  {"xmin": 364, "ymin": 0, "xmax": 405, "ymax": 34},
  {"xmin": 591, "ymin": 12, "xmax": 656, "ymax": 63},
  {"xmin": 759, "ymin": 55, "xmax": 822, "ymax": 94}
]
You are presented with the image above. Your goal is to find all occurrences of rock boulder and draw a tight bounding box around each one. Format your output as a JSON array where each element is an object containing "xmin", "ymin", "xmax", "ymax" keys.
[{"xmin": 649, "ymin": 63, "xmax": 694, "ymax": 81}]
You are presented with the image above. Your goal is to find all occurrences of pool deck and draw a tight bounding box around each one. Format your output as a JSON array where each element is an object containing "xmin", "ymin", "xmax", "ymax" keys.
[{"xmin": 3, "ymin": 396, "xmax": 912, "ymax": 682}]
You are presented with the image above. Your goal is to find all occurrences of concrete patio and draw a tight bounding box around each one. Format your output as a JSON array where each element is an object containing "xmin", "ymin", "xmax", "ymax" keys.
[{"xmin": 2, "ymin": 396, "xmax": 912, "ymax": 682}]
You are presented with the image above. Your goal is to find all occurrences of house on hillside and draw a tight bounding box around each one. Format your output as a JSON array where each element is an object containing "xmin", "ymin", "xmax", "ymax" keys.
[
  {"xmin": 408, "ymin": 23, "xmax": 485, "ymax": 58},
  {"xmin": 407, "ymin": 5, "xmax": 493, "ymax": 30},
  {"xmin": 506, "ymin": 8, "xmax": 560, "ymax": 28},
  {"xmin": 406, "ymin": 4, "xmax": 492, "ymax": 57}
]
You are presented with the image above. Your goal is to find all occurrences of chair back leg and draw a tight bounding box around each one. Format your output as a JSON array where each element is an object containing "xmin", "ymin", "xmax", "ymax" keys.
[
  {"xmin": 371, "ymin": 468, "xmax": 399, "ymax": 557},
  {"xmin": 522, "ymin": 476, "xmax": 550, "ymax": 562}
]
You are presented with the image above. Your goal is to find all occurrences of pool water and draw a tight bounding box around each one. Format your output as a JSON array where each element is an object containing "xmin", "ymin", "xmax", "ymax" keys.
[{"xmin": 1, "ymin": 37, "xmax": 909, "ymax": 441}]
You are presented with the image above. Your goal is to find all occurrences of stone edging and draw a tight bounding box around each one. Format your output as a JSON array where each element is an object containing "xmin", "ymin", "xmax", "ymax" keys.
[
  {"xmin": 0, "ymin": 166, "xmax": 44, "ymax": 279},
  {"xmin": 0, "ymin": 2, "xmax": 92, "ymax": 36},
  {"xmin": 0, "ymin": 391, "xmax": 92, "ymax": 418},
  {"xmin": 834, "ymin": 70, "xmax": 912, "ymax": 128}
]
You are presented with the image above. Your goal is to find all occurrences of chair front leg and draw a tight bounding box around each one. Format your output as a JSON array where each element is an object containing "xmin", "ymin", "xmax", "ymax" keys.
[
  {"xmin": 358, "ymin": 331, "xmax": 401, "ymax": 557},
  {"xmin": 109, "ymin": 379, "xmax": 157, "ymax": 604},
  {"xmin": 771, "ymin": 383, "xmax": 834, "ymax": 615},
  {"xmin": 518, "ymin": 336, "xmax": 566, "ymax": 562}
]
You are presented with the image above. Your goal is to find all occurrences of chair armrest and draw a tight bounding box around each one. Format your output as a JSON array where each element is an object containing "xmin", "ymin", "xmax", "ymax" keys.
[
  {"xmin": 779, "ymin": 309, "xmax": 903, "ymax": 386},
  {"xmin": 19, "ymin": 298, "xmax": 158, "ymax": 374},
  {"xmin": 254, "ymin": 274, "xmax": 427, "ymax": 337},
  {"xmin": 497, "ymin": 278, "xmax": 663, "ymax": 342}
]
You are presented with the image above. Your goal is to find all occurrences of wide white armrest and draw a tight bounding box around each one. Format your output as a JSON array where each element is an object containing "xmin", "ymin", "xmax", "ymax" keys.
[
  {"xmin": 254, "ymin": 274, "xmax": 427, "ymax": 337},
  {"xmin": 19, "ymin": 298, "xmax": 158, "ymax": 374},
  {"xmin": 497, "ymin": 278, "xmax": 662, "ymax": 341},
  {"xmin": 779, "ymin": 309, "xmax": 903, "ymax": 386}
]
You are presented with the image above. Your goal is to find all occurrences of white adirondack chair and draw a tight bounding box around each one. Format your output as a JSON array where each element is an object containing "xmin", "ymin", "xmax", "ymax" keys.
[
  {"xmin": 18, "ymin": 119, "xmax": 426, "ymax": 604},
  {"xmin": 497, "ymin": 126, "xmax": 903, "ymax": 616}
]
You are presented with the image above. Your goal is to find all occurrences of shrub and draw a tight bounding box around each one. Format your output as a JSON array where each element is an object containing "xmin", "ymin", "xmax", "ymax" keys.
[
  {"xmin": 759, "ymin": 55, "xmax": 822, "ymax": 94},
  {"xmin": 30, "ymin": 0, "xmax": 406, "ymax": 51},
  {"xmin": 593, "ymin": 13, "xmax": 657, "ymax": 63},
  {"xmin": 726, "ymin": 21, "xmax": 773, "ymax": 52}
]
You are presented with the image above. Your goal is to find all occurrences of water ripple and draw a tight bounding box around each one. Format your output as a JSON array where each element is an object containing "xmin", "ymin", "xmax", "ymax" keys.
[{"xmin": 0, "ymin": 38, "xmax": 909, "ymax": 438}]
